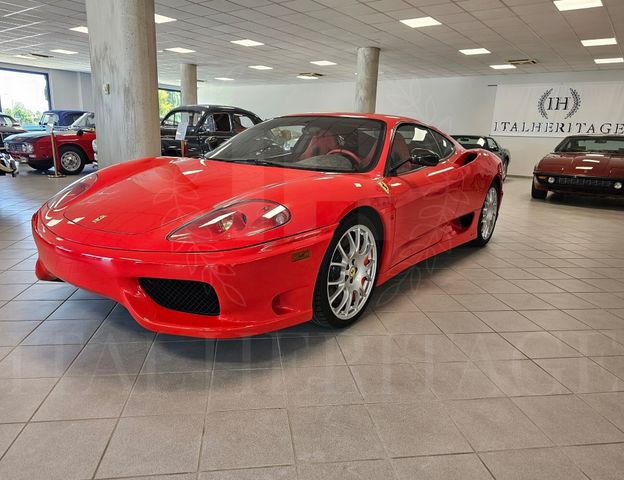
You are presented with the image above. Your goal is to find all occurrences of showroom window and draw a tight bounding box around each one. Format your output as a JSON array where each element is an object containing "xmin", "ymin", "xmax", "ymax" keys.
[
  {"xmin": 158, "ymin": 88, "xmax": 181, "ymax": 118},
  {"xmin": 0, "ymin": 68, "xmax": 51, "ymax": 127}
]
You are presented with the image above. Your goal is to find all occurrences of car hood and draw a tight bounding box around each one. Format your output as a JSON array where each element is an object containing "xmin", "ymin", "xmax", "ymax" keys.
[
  {"xmin": 4, "ymin": 131, "xmax": 49, "ymax": 143},
  {"xmin": 41, "ymin": 156, "xmax": 387, "ymax": 252},
  {"xmin": 537, "ymin": 152, "xmax": 624, "ymax": 177}
]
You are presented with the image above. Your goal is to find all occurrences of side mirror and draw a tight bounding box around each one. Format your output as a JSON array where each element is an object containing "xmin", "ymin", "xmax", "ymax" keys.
[
  {"xmin": 410, "ymin": 148, "xmax": 440, "ymax": 167},
  {"xmin": 76, "ymin": 129, "xmax": 84, "ymax": 136}
]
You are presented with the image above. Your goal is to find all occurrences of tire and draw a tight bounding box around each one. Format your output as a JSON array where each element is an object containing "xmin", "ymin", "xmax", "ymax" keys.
[
  {"xmin": 531, "ymin": 182, "xmax": 548, "ymax": 200},
  {"xmin": 312, "ymin": 215, "xmax": 381, "ymax": 329},
  {"xmin": 470, "ymin": 183, "xmax": 500, "ymax": 247},
  {"xmin": 502, "ymin": 158, "xmax": 509, "ymax": 181},
  {"xmin": 58, "ymin": 145, "xmax": 86, "ymax": 175}
]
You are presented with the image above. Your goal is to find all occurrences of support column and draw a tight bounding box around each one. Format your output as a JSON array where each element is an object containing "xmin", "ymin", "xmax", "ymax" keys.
[
  {"xmin": 181, "ymin": 64, "xmax": 198, "ymax": 106},
  {"xmin": 85, "ymin": 0, "xmax": 160, "ymax": 167},
  {"xmin": 354, "ymin": 47, "xmax": 380, "ymax": 113}
]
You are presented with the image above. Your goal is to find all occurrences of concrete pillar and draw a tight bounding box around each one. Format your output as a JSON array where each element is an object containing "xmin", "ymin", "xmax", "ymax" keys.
[
  {"xmin": 181, "ymin": 64, "xmax": 198, "ymax": 106},
  {"xmin": 85, "ymin": 0, "xmax": 161, "ymax": 167},
  {"xmin": 355, "ymin": 47, "xmax": 380, "ymax": 113}
]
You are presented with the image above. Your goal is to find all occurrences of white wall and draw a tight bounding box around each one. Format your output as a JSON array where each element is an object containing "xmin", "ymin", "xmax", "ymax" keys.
[{"xmin": 199, "ymin": 70, "xmax": 624, "ymax": 177}]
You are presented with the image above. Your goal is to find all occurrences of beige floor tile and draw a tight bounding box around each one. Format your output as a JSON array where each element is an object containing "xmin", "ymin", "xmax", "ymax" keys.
[
  {"xmin": 368, "ymin": 401, "xmax": 471, "ymax": 457},
  {"xmin": 338, "ymin": 335, "xmax": 407, "ymax": 364},
  {"xmin": 480, "ymin": 448, "xmax": 586, "ymax": 480},
  {"xmin": 513, "ymin": 395, "xmax": 624, "ymax": 445},
  {"xmin": 425, "ymin": 362, "xmax": 504, "ymax": 399},
  {"xmin": 284, "ymin": 365, "xmax": 362, "ymax": 406},
  {"xmin": 447, "ymin": 398, "xmax": 552, "ymax": 451},
  {"xmin": 410, "ymin": 293, "xmax": 467, "ymax": 312},
  {"xmin": 477, "ymin": 360, "xmax": 569, "ymax": 396},
  {"xmin": 350, "ymin": 363, "xmax": 433, "ymax": 403},
  {"xmin": 393, "ymin": 454, "xmax": 493, "ymax": 480},
  {"xmin": 0, "ymin": 419, "xmax": 116, "ymax": 480},
  {"xmin": 501, "ymin": 332, "xmax": 582, "ymax": 358},
  {"xmin": 536, "ymin": 357, "xmax": 624, "ymax": 393},
  {"xmin": 208, "ymin": 368, "xmax": 286, "ymax": 412},
  {"xmin": 376, "ymin": 311, "xmax": 441, "ymax": 334},
  {"xmin": 551, "ymin": 330, "xmax": 624, "ymax": 356},
  {"xmin": 494, "ymin": 294, "xmax": 556, "ymax": 310},
  {"xmin": 475, "ymin": 311, "xmax": 541, "ymax": 332},
  {"xmin": 580, "ymin": 392, "xmax": 624, "ymax": 430},
  {"xmin": 565, "ymin": 309, "xmax": 624, "ymax": 329},
  {"xmin": 393, "ymin": 334, "xmax": 468, "ymax": 363},
  {"xmin": 200, "ymin": 467, "xmax": 296, "ymax": 480},
  {"xmin": 519, "ymin": 310, "xmax": 591, "ymax": 330},
  {"xmin": 298, "ymin": 460, "xmax": 395, "ymax": 480},
  {"xmin": 563, "ymin": 444, "xmax": 624, "ymax": 480},
  {"xmin": 449, "ymin": 333, "xmax": 526, "ymax": 361},
  {"xmin": 427, "ymin": 311, "xmax": 492, "ymax": 333}
]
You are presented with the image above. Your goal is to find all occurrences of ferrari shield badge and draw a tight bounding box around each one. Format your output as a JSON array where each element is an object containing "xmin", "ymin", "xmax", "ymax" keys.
[
  {"xmin": 92, "ymin": 215, "xmax": 107, "ymax": 224},
  {"xmin": 378, "ymin": 180, "xmax": 390, "ymax": 195}
]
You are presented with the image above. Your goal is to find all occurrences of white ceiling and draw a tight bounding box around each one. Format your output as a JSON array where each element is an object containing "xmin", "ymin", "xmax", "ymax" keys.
[{"xmin": 0, "ymin": 0, "xmax": 623, "ymax": 86}]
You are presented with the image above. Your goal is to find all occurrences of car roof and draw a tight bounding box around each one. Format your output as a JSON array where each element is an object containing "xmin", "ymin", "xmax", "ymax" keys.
[
  {"xmin": 452, "ymin": 134, "xmax": 489, "ymax": 138},
  {"xmin": 169, "ymin": 105, "xmax": 260, "ymax": 116},
  {"xmin": 282, "ymin": 112, "xmax": 426, "ymax": 125},
  {"xmin": 44, "ymin": 109, "xmax": 88, "ymax": 114}
]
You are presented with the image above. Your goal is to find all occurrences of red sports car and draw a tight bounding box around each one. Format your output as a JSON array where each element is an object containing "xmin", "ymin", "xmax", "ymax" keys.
[
  {"xmin": 33, "ymin": 113, "xmax": 503, "ymax": 338},
  {"xmin": 532, "ymin": 135, "xmax": 624, "ymax": 199}
]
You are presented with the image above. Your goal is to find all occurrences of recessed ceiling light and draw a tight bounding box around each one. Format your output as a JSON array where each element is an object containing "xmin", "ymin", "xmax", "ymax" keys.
[
  {"xmin": 594, "ymin": 57, "xmax": 624, "ymax": 64},
  {"xmin": 14, "ymin": 54, "xmax": 35, "ymax": 59},
  {"xmin": 165, "ymin": 47, "xmax": 195, "ymax": 54},
  {"xmin": 581, "ymin": 37, "xmax": 617, "ymax": 47},
  {"xmin": 490, "ymin": 64, "xmax": 516, "ymax": 69},
  {"xmin": 231, "ymin": 39, "xmax": 264, "ymax": 47},
  {"xmin": 400, "ymin": 16, "xmax": 441, "ymax": 28},
  {"xmin": 70, "ymin": 26, "xmax": 88, "ymax": 34},
  {"xmin": 154, "ymin": 14, "xmax": 176, "ymax": 24},
  {"xmin": 215, "ymin": 77, "xmax": 235, "ymax": 81},
  {"xmin": 297, "ymin": 73, "xmax": 323, "ymax": 80},
  {"xmin": 248, "ymin": 65, "xmax": 272, "ymax": 70},
  {"xmin": 50, "ymin": 49, "xmax": 77, "ymax": 55},
  {"xmin": 310, "ymin": 60, "xmax": 337, "ymax": 66},
  {"xmin": 553, "ymin": 0, "xmax": 603, "ymax": 11},
  {"xmin": 460, "ymin": 48, "xmax": 491, "ymax": 55}
]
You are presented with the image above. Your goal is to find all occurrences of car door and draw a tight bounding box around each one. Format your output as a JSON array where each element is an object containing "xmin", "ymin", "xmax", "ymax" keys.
[{"xmin": 386, "ymin": 124, "xmax": 463, "ymax": 262}]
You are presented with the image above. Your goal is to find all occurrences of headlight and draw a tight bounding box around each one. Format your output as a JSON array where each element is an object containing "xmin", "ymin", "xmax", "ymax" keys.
[
  {"xmin": 92, "ymin": 139, "xmax": 97, "ymax": 152},
  {"xmin": 47, "ymin": 174, "xmax": 98, "ymax": 211},
  {"xmin": 168, "ymin": 200, "xmax": 291, "ymax": 244},
  {"xmin": 23, "ymin": 143, "xmax": 34, "ymax": 154}
]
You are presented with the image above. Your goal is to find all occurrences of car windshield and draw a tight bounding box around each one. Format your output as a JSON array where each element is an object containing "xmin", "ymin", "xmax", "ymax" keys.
[
  {"xmin": 40, "ymin": 112, "xmax": 59, "ymax": 126},
  {"xmin": 453, "ymin": 136, "xmax": 487, "ymax": 149},
  {"xmin": 206, "ymin": 116, "xmax": 386, "ymax": 173},
  {"xmin": 556, "ymin": 137, "xmax": 624, "ymax": 154},
  {"xmin": 70, "ymin": 112, "xmax": 95, "ymax": 130}
]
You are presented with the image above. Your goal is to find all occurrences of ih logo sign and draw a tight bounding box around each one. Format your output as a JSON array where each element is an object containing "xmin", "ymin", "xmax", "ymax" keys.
[{"xmin": 538, "ymin": 88, "xmax": 581, "ymax": 119}]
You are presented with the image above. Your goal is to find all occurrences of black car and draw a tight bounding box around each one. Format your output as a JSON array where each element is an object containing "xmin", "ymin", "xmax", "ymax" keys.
[
  {"xmin": 160, "ymin": 105, "xmax": 262, "ymax": 157},
  {"xmin": 452, "ymin": 135, "xmax": 511, "ymax": 179},
  {"xmin": 0, "ymin": 113, "xmax": 26, "ymax": 152}
]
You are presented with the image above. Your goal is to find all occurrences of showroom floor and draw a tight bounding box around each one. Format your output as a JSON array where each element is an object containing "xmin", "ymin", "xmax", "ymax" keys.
[{"xmin": 1, "ymin": 170, "xmax": 624, "ymax": 480}]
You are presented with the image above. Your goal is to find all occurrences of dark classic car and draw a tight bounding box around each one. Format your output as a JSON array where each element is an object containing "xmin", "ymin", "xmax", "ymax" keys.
[
  {"xmin": 4, "ymin": 112, "xmax": 96, "ymax": 175},
  {"xmin": 452, "ymin": 135, "xmax": 511, "ymax": 179},
  {"xmin": 532, "ymin": 135, "xmax": 624, "ymax": 199},
  {"xmin": 161, "ymin": 105, "xmax": 262, "ymax": 157},
  {"xmin": 23, "ymin": 109, "xmax": 88, "ymax": 132},
  {"xmin": 0, "ymin": 113, "xmax": 26, "ymax": 151}
]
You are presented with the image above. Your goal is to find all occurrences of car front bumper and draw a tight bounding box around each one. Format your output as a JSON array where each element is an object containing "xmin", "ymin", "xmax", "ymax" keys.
[
  {"xmin": 33, "ymin": 212, "xmax": 335, "ymax": 338},
  {"xmin": 533, "ymin": 173, "xmax": 624, "ymax": 197}
]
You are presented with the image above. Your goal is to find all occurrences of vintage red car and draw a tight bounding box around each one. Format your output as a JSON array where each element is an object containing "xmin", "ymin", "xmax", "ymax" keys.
[
  {"xmin": 4, "ymin": 112, "xmax": 96, "ymax": 175},
  {"xmin": 33, "ymin": 113, "xmax": 503, "ymax": 338},
  {"xmin": 532, "ymin": 135, "xmax": 624, "ymax": 199}
]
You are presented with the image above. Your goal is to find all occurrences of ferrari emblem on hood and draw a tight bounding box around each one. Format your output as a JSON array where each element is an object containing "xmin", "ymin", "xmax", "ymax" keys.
[
  {"xmin": 92, "ymin": 215, "xmax": 107, "ymax": 224},
  {"xmin": 378, "ymin": 181, "xmax": 390, "ymax": 194}
]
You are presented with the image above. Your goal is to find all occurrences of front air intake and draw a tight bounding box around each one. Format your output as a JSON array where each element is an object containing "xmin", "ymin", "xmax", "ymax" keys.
[{"xmin": 139, "ymin": 278, "xmax": 220, "ymax": 316}]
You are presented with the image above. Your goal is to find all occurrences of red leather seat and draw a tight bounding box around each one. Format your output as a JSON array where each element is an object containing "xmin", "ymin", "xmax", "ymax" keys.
[
  {"xmin": 300, "ymin": 133, "xmax": 339, "ymax": 159},
  {"xmin": 390, "ymin": 134, "xmax": 411, "ymax": 174}
]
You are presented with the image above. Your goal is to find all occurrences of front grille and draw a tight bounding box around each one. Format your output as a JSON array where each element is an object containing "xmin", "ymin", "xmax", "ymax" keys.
[
  {"xmin": 7, "ymin": 143, "xmax": 27, "ymax": 153},
  {"xmin": 139, "ymin": 278, "xmax": 220, "ymax": 316},
  {"xmin": 556, "ymin": 176, "xmax": 613, "ymax": 188}
]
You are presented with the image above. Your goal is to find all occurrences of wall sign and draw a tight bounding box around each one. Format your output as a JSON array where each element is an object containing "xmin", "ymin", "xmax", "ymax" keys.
[{"xmin": 491, "ymin": 83, "xmax": 624, "ymax": 138}]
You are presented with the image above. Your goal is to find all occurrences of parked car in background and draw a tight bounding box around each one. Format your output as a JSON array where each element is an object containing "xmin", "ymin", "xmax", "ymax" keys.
[
  {"xmin": 0, "ymin": 113, "xmax": 26, "ymax": 151},
  {"xmin": 4, "ymin": 112, "xmax": 96, "ymax": 175},
  {"xmin": 160, "ymin": 105, "xmax": 262, "ymax": 157},
  {"xmin": 23, "ymin": 109, "xmax": 88, "ymax": 132},
  {"xmin": 532, "ymin": 135, "xmax": 624, "ymax": 199},
  {"xmin": 452, "ymin": 135, "xmax": 511, "ymax": 179}
]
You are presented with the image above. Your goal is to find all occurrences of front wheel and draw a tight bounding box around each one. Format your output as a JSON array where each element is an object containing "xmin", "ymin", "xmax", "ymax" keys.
[
  {"xmin": 531, "ymin": 182, "xmax": 548, "ymax": 199},
  {"xmin": 58, "ymin": 146, "xmax": 86, "ymax": 175},
  {"xmin": 312, "ymin": 217, "xmax": 380, "ymax": 328},
  {"xmin": 470, "ymin": 184, "xmax": 499, "ymax": 247}
]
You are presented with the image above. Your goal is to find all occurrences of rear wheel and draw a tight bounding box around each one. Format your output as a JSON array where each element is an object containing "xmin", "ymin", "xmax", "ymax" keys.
[
  {"xmin": 470, "ymin": 184, "xmax": 499, "ymax": 247},
  {"xmin": 312, "ymin": 216, "xmax": 380, "ymax": 329},
  {"xmin": 531, "ymin": 182, "xmax": 548, "ymax": 199},
  {"xmin": 58, "ymin": 145, "xmax": 86, "ymax": 175}
]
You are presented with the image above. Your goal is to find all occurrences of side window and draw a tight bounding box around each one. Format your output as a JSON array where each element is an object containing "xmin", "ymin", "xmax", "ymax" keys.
[
  {"xmin": 431, "ymin": 131, "xmax": 454, "ymax": 159},
  {"xmin": 486, "ymin": 138, "xmax": 498, "ymax": 151},
  {"xmin": 162, "ymin": 111, "xmax": 181, "ymax": 127},
  {"xmin": 0, "ymin": 116, "xmax": 9, "ymax": 127},
  {"xmin": 69, "ymin": 113, "xmax": 82, "ymax": 124},
  {"xmin": 231, "ymin": 114, "xmax": 255, "ymax": 132},
  {"xmin": 213, "ymin": 113, "xmax": 231, "ymax": 132},
  {"xmin": 389, "ymin": 124, "xmax": 439, "ymax": 174}
]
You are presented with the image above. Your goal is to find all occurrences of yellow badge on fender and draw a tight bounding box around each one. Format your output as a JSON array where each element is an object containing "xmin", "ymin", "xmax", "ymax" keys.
[
  {"xmin": 292, "ymin": 250, "xmax": 311, "ymax": 262},
  {"xmin": 92, "ymin": 215, "xmax": 107, "ymax": 224},
  {"xmin": 378, "ymin": 181, "xmax": 390, "ymax": 194}
]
